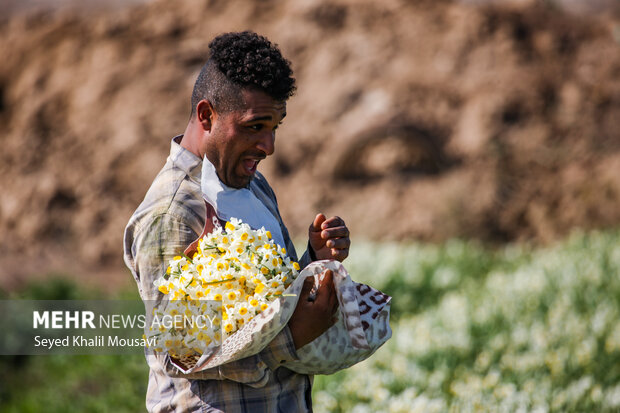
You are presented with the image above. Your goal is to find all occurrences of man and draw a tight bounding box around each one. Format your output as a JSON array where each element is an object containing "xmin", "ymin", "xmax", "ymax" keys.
[{"xmin": 124, "ymin": 31, "xmax": 351, "ymax": 412}]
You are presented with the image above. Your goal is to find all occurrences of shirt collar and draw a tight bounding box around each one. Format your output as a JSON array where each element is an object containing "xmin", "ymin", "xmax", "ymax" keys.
[{"xmin": 169, "ymin": 135, "xmax": 202, "ymax": 182}]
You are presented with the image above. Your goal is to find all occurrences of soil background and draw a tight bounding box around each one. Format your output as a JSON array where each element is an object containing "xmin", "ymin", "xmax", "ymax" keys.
[{"xmin": 0, "ymin": 0, "xmax": 619, "ymax": 289}]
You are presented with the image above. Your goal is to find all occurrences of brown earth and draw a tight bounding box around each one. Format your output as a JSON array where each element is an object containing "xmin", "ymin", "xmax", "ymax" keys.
[{"xmin": 0, "ymin": 0, "xmax": 619, "ymax": 288}]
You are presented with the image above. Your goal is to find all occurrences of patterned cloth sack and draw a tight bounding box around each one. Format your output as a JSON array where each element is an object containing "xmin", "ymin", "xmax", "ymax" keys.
[{"xmin": 281, "ymin": 260, "xmax": 392, "ymax": 375}]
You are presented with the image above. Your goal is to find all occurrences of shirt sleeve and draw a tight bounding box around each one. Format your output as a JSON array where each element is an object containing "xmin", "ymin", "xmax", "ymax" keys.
[
  {"xmin": 131, "ymin": 212, "xmax": 299, "ymax": 387},
  {"xmin": 299, "ymin": 249, "xmax": 314, "ymax": 269},
  {"xmin": 158, "ymin": 326, "xmax": 299, "ymax": 387}
]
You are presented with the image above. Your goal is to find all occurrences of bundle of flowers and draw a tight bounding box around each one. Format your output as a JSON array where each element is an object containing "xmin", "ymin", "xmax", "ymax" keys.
[{"xmin": 146, "ymin": 218, "xmax": 301, "ymax": 358}]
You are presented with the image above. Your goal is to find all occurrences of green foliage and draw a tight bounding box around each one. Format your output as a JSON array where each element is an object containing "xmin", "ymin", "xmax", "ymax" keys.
[
  {"xmin": 9, "ymin": 275, "xmax": 119, "ymax": 301},
  {"xmin": 0, "ymin": 278, "xmax": 147, "ymax": 413},
  {"xmin": 0, "ymin": 354, "xmax": 147, "ymax": 413},
  {"xmin": 313, "ymin": 230, "xmax": 620, "ymax": 412},
  {"xmin": 14, "ymin": 276, "xmax": 82, "ymax": 300},
  {"xmin": 342, "ymin": 239, "xmax": 522, "ymax": 320}
]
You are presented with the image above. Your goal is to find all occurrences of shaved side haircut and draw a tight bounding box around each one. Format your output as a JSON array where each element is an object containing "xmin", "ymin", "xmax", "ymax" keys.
[{"xmin": 190, "ymin": 31, "xmax": 296, "ymax": 115}]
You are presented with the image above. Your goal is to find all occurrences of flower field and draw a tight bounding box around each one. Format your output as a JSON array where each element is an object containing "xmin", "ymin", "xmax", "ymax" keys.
[
  {"xmin": 313, "ymin": 230, "xmax": 620, "ymax": 412},
  {"xmin": 1, "ymin": 230, "xmax": 619, "ymax": 412}
]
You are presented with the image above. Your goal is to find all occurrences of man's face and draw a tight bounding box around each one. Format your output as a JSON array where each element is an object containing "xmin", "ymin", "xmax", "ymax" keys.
[{"xmin": 203, "ymin": 89, "xmax": 286, "ymax": 189}]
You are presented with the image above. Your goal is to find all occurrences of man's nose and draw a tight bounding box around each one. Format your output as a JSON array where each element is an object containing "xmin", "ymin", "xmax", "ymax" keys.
[{"xmin": 256, "ymin": 131, "xmax": 275, "ymax": 156}]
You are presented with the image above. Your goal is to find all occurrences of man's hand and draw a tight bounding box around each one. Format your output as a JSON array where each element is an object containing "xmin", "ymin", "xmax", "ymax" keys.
[
  {"xmin": 184, "ymin": 201, "xmax": 225, "ymax": 258},
  {"xmin": 308, "ymin": 213, "xmax": 350, "ymax": 262},
  {"xmin": 288, "ymin": 270, "xmax": 338, "ymax": 350}
]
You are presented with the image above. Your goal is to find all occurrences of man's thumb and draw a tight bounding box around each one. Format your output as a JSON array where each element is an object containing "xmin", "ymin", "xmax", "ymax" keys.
[{"xmin": 311, "ymin": 213, "xmax": 326, "ymax": 232}]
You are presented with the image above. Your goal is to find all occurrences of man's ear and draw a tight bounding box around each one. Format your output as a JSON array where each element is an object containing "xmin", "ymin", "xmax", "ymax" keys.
[{"xmin": 196, "ymin": 99, "xmax": 216, "ymax": 132}]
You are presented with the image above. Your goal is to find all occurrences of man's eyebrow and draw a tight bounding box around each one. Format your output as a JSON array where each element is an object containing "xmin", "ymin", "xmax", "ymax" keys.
[
  {"xmin": 246, "ymin": 113, "xmax": 286, "ymax": 122},
  {"xmin": 247, "ymin": 115, "xmax": 273, "ymax": 122}
]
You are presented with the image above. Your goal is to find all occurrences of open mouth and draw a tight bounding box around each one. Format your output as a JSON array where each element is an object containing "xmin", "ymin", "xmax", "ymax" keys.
[{"xmin": 242, "ymin": 158, "xmax": 259, "ymax": 175}]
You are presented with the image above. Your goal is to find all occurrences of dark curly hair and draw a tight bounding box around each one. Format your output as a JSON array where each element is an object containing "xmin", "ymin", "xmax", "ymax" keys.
[{"xmin": 191, "ymin": 31, "xmax": 296, "ymax": 114}]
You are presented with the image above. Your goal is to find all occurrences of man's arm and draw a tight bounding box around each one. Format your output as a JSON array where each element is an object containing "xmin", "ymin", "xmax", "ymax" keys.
[{"xmin": 158, "ymin": 324, "xmax": 299, "ymax": 385}]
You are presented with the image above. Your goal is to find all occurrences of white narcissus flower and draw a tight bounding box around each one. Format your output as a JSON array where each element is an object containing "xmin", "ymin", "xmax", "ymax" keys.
[{"xmin": 146, "ymin": 218, "xmax": 300, "ymax": 357}]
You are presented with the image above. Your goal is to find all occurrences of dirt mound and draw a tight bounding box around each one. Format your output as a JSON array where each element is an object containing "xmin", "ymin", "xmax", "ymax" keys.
[{"xmin": 0, "ymin": 0, "xmax": 619, "ymax": 285}]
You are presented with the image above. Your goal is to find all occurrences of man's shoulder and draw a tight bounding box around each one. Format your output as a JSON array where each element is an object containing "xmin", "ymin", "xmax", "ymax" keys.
[{"xmin": 126, "ymin": 161, "xmax": 204, "ymax": 237}]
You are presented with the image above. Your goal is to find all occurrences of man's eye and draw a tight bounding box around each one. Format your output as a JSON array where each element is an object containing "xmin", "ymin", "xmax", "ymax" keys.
[{"xmin": 248, "ymin": 124, "xmax": 264, "ymax": 131}]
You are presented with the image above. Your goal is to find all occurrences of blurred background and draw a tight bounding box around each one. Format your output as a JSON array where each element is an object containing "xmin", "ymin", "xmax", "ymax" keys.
[{"xmin": 0, "ymin": 0, "xmax": 619, "ymax": 411}]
